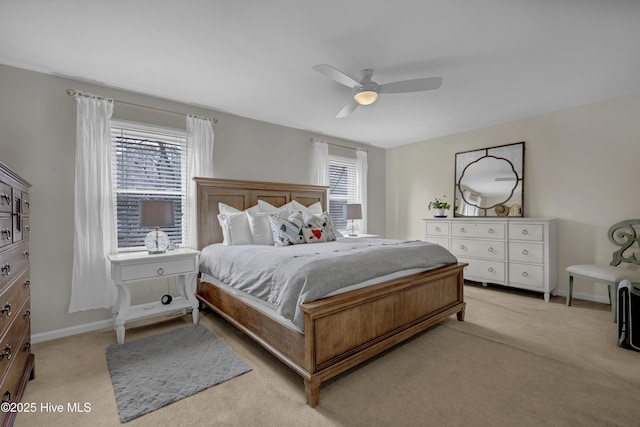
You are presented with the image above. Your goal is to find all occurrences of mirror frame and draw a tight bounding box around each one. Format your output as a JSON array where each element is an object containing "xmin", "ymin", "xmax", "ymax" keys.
[{"xmin": 454, "ymin": 141, "xmax": 525, "ymax": 217}]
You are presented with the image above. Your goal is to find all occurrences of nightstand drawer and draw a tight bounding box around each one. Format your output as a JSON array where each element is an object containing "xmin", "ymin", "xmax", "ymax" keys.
[{"xmin": 119, "ymin": 256, "xmax": 198, "ymax": 282}]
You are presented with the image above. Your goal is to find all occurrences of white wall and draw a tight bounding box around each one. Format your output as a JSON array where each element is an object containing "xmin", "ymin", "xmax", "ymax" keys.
[
  {"xmin": 386, "ymin": 91, "xmax": 640, "ymax": 300},
  {"xmin": 0, "ymin": 64, "xmax": 386, "ymax": 336}
]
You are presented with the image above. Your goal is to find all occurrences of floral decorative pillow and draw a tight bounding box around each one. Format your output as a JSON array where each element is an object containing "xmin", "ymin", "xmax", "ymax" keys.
[
  {"xmin": 302, "ymin": 212, "xmax": 338, "ymax": 241},
  {"xmin": 302, "ymin": 227, "xmax": 327, "ymax": 243},
  {"xmin": 268, "ymin": 212, "xmax": 305, "ymax": 246}
]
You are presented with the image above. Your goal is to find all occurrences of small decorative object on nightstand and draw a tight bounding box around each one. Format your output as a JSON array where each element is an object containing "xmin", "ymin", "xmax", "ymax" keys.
[
  {"xmin": 140, "ymin": 200, "xmax": 174, "ymax": 254},
  {"xmin": 108, "ymin": 248, "xmax": 200, "ymax": 344},
  {"xmin": 344, "ymin": 203, "xmax": 362, "ymax": 236}
]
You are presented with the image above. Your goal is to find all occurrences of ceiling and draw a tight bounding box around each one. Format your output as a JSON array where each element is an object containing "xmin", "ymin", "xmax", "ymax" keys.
[{"xmin": 1, "ymin": 1, "xmax": 639, "ymax": 149}]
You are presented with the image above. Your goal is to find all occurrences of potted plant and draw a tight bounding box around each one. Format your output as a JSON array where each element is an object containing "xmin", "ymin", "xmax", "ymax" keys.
[{"xmin": 428, "ymin": 195, "xmax": 451, "ymax": 217}]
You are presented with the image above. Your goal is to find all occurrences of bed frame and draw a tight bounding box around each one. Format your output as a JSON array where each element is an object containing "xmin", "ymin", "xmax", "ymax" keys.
[{"xmin": 194, "ymin": 177, "xmax": 466, "ymax": 407}]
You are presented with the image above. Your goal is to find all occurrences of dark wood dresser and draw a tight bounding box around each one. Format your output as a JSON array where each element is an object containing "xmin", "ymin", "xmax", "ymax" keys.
[{"xmin": 0, "ymin": 162, "xmax": 34, "ymax": 427}]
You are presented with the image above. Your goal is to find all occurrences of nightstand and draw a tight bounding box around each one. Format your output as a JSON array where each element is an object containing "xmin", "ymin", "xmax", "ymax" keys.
[{"xmin": 108, "ymin": 248, "xmax": 200, "ymax": 344}]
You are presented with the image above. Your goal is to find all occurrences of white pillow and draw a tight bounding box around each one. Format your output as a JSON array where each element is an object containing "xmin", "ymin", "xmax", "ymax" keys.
[
  {"xmin": 258, "ymin": 200, "xmax": 293, "ymax": 215},
  {"xmin": 246, "ymin": 212, "xmax": 274, "ymax": 245},
  {"xmin": 219, "ymin": 202, "xmax": 260, "ymax": 214},
  {"xmin": 217, "ymin": 213, "xmax": 252, "ymax": 245},
  {"xmin": 291, "ymin": 200, "xmax": 323, "ymax": 214}
]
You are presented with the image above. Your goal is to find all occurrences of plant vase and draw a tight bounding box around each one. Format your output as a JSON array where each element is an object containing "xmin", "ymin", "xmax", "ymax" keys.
[{"xmin": 434, "ymin": 208, "xmax": 445, "ymax": 217}]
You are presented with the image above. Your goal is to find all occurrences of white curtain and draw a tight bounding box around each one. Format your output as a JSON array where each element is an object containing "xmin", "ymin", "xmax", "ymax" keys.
[
  {"xmin": 185, "ymin": 115, "xmax": 215, "ymax": 249},
  {"xmin": 312, "ymin": 138, "xmax": 329, "ymax": 186},
  {"xmin": 356, "ymin": 148, "xmax": 368, "ymax": 233},
  {"xmin": 69, "ymin": 96, "xmax": 117, "ymax": 312}
]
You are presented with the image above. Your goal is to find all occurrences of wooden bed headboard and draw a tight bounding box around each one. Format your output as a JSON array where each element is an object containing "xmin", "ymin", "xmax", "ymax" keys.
[{"xmin": 194, "ymin": 177, "xmax": 329, "ymax": 249}]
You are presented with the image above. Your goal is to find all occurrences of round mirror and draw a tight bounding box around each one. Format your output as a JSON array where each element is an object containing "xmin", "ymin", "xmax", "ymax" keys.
[{"xmin": 459, "ymin": 157, "xmax": 517, "ymax": 209}]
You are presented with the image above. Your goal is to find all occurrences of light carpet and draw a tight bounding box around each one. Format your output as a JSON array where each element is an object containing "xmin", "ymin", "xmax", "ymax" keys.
[{"xmin": 106, "ymin": 324, "xmax": 251, "ymax": 423}]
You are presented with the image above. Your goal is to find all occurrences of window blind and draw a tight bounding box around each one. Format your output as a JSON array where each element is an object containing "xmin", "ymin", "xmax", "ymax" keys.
[
  {"xmin": 328, "ymin": 155, "xmax": 357, "ymax": 230},
  {"xmin": 111, "ymin": 121, "xmax": 186, "ymax": 249}
]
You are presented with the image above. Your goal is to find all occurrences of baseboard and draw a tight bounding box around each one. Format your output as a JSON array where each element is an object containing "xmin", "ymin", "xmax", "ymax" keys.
[
  {"xmin": 31, "ymin": 288, "xmax": 610, "ymax": 344},
  {"xmin": 31, "ymin": 319, "xmax": 113, "ymax": 344}
]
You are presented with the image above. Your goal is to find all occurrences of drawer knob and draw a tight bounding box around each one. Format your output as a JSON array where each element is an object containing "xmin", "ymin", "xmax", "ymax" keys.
[
  {"xmin": 23, "ymin": 250, "xmax": 29, "ymax": 259},
  {"xmin": 2, "ymin": 389, "xmax": 10, "ymax": 404},
  {"xmin": 25, "ymin": 200, "xmax": 30, "ymax": 208},
  {"xmin": 522, "ymin": 249, "xmax": 528, "ymax": 255},
  {"xmin": 522, "ymin": 272, "xmax": 529, "ymax": 277},
  {"xmin": 488, "ymin": 267, "xmax": 494, "ymax": 273},
  {"xmin": 1, "ymin": 264, "xmax": 10, "ymax": 276},
  {"xmin": 460, "ymin": 227, "xmax": 466, "ymax": 232},
  {"xmin": 1, "ymin": 344, "xmax": 11, "ymax": 360},
  {"xmin": 0, "ymin": 193, "xmax": 11, "ymax": 206},
  {"xmin": 459, "ymin": 245, "xmax": 466, "ymax": 250},
  {"xmin": 435, "ymin": 227, "xmax": 441, "ymax": 232},
  {"xmin": 0, "ymin": 303, "xmax": 11, "ymax": 317},
  {"xmin": 23, "ymin": 280, "xmax": 30, "ymax": 288},
  {"xmin": 1, "ymin": 228, "xmax": 10, "ymax": 240},
  {"xmin": 488, "ymin": 228, "xmax": 494, "ymax": 234},
  {"xmin": 24, "ymin": 310, "xmax": 30, "ymax": 318},
  {"xmin": 488, "ymin": 247, "xmax": 494, "ymax": 253},
  {"xmin": 157, "ymin": 267, "xmax": 165, "ymax": 276},
  {"xmin": 24, "ymin": 342, "xmax": 31, "ymax": 352},
  {"xmin": 522, "ymin": 229, "xmax": 528, "ymax": 235}
]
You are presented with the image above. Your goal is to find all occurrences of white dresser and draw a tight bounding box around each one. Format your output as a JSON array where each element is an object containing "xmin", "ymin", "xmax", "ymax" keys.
[{"xmin": 424, "ymin": 217, "xmax": 558, "ymax": 302}]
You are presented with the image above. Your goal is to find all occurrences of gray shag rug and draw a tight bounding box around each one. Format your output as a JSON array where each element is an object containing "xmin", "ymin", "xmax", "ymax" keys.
[{"xmin": 106, "ymin": 324, "xmax": 252, "ymax": 423}]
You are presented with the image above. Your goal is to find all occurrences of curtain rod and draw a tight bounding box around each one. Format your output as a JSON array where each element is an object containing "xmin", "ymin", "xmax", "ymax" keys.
[
  {"xmin": 66, "ymin": 89, "xmax": 218, "ymax": 124},
  {"xmin": 309, "ymin": 138, "xmax": 368, "ymax": 152}
]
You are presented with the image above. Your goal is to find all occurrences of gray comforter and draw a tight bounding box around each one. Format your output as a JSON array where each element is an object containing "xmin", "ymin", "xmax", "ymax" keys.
[{"xmin": 199, "ymin": 238, "xmax": 457, "ymax": 330}]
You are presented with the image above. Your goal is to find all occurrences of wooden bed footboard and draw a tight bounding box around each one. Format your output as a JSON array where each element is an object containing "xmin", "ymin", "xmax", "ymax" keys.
[{"xmin": 197, "ymin": 262, "xmax": 466, "ymax": 407}]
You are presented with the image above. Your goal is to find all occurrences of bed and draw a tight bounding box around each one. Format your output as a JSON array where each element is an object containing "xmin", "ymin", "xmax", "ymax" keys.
[{"xmin": 194, "ymin": 177, "xmax": 466, "ymax": 407}]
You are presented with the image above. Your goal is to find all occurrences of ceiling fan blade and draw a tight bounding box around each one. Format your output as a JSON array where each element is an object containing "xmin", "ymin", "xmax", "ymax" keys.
[
  {"xmin": 379, "ymin": 76, "xmax": 442, "ymax": 94},
  {"xmin": 336, "ymin": 99, "xmax": 359, "ymax": 118},
  {"xmin": 313, "ymin": 64, "xmax": 362, "ymax": 89}
]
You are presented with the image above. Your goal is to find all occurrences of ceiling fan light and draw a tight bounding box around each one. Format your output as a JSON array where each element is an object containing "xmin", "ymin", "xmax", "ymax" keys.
[{"xmin": 353, "ymin": 90, "xmax": 379, "ymax": 106}]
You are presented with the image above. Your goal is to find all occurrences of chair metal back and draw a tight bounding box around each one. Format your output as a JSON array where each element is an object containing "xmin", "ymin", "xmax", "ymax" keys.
[{"xmin": 609, "ymin": 220, "xmax": 640, "ymax": 266}]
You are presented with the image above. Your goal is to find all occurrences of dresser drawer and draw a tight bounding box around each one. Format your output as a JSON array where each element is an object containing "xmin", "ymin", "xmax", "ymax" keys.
[
  {"xmin": 0, "ymin": 298, "xmax": 30, "ymax": 380},
  {"xmin": 458, "ymin": 257, "xmax": 505, "ymax": 283},
  {"xmin": 452, "ymin": 239, "xmax": 505, "ymax": 260},
  {"xmin": 509, "ymin": 263, "xmax": 545, "ymax": 289},
  {"xmin": 509, "ymin": 223, "xmax": 544, "ymax": 241},
  {"xmin": 119, "ymin": 256, "xmax": 198, "ymax": 282},
  {"xmin": 452, "ymin": 222, "xmax": 505, "ymax": 239},
  {"xmin": 0, "ymin": 269, "xmax": 30, "ymax": 333},
  {"xmin": 426, "ymin": 222, "xmax": 449, "ymax": 236},
  {"xmin": 509, "ymin": 242, "xmax": 544, "ymax": 264},
  {"xmin": 0, "ymin": 242, "xmax": 29, "ymax": 290},
  {"xmin": 0, "ymin": 183, "xmax": 11, "ymax": 214},
  {"xmin": 427, "ymin": 237, "xmax": 449, "ymax": 251},
  {"xmin": 0, "ymin": 326, "xmax": 31, "ymax": 411},
  {"xmin": 0, "ymin": 218, "xmax": 12, "ymax": 249}
]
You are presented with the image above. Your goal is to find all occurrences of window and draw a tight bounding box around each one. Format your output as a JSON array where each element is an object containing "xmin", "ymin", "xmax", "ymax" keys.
[
  {"xmin": 328, "ymin": 155, "xmax": 358, "ymax": 230},
  {"xmin": 111, "ymin": 121, "xmax": 186, "ymax": 249}
]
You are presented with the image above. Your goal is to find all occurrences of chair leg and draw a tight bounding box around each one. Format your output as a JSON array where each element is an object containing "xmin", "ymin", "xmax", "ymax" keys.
[
  {"xmin": 566, "ymin": 272, "xmax": 573, "ymax": 306},
  {"xmin": 609, "ymin": 282, "xmax": 618, "ymax": 323}
]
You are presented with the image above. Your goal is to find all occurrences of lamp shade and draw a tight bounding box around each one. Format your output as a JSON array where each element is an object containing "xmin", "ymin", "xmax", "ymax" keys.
[
  {"xmin": 140, "ymin": 200, "xmax": 174, "ymax": 227},
  {"xmin": 344, "ymin": 203, "xmax": 362, "ymax": 220}
]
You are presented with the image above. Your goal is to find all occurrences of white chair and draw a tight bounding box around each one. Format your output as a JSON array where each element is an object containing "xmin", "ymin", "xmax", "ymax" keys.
[{"xmin": 566, "ymin": 220, "xmax": 640, "ymax": 322}]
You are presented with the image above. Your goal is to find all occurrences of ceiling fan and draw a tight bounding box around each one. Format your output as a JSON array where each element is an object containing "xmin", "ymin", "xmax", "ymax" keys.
[{"xmin": 312, "ymin": 64, "xmax": 442, "ymax": 118}]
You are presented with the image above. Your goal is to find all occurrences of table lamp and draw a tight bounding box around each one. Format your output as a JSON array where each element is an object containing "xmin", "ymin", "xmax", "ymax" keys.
[
  {"xmin": 140, "ymin": 200, "xmax": 174, "ymax": 254},
  {"xmin": 344, "ymin": 203, "xmax": 362, "ymax": 236}
]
